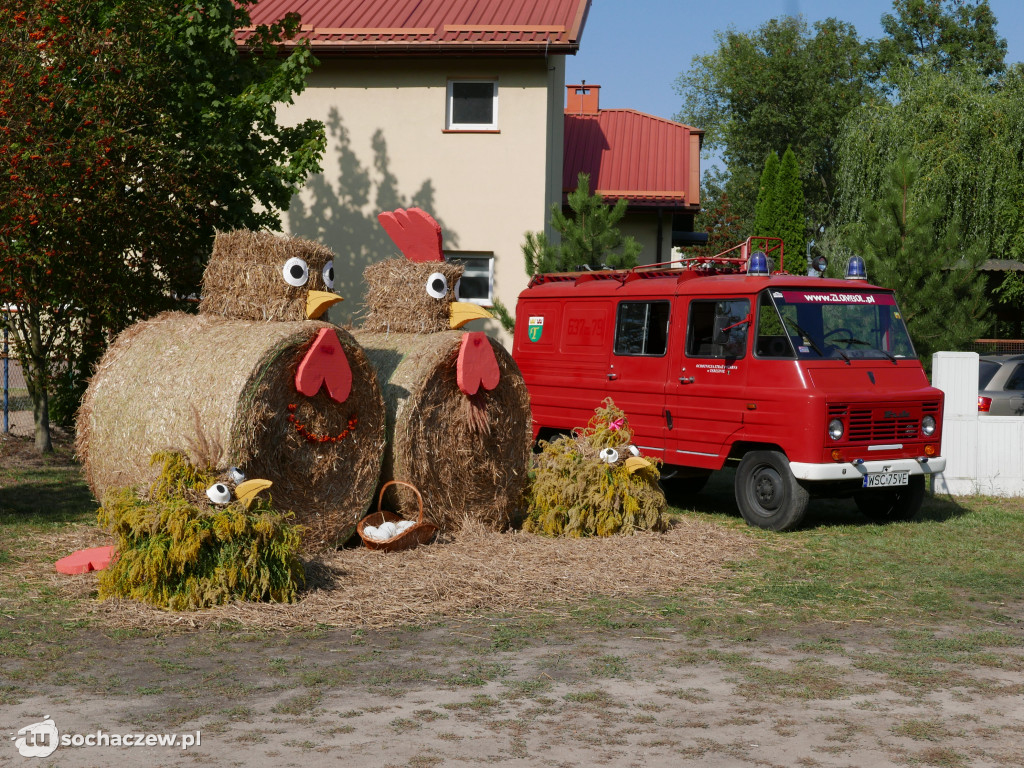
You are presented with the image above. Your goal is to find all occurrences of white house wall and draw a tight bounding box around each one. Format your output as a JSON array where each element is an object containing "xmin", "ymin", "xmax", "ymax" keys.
[{"xmin": 277, "ymin": 55, "xmax": 565, "ymax": 343}]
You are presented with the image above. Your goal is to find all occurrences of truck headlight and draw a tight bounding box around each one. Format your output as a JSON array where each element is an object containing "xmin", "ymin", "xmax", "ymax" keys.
[
  {"xmin": 921, "ymin": 415, "xmax": 936, "ymax": 436},
  {"xmin": 827, "ymin": 418, "xmax": 844, "ymax": 441}
]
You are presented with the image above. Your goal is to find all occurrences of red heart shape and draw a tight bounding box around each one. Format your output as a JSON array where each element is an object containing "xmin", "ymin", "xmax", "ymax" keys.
[
  {"xmin": 457, "ymin": 332, "xmax": 500, "ymax": 396},
  {"xmin": 295, "ymin": 328, "xmax": 352, "ymax": 403}
]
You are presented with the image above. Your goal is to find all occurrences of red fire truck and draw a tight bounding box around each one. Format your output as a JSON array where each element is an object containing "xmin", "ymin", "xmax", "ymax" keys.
[{"xmin": 511, "ymin": 238, "xmax": 945, "ymax": 530}]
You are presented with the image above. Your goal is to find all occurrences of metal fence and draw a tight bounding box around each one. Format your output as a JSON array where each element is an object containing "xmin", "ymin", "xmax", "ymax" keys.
[
  {"xmin": 2, "ymin": 327, "xmax": 33, "ymax": 436},
  {"xmin": 970, "ymin": 338, "xmax": 1024, "ymax": 355}
]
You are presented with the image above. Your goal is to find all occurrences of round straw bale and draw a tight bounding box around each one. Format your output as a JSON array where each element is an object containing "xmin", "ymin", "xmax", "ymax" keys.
[
  {"xmin": 361, "ymin": 259, "xmax": 464, "ymax": 333},
  {"xmin": 77, "ymin": 312, "xmax": 386, "ymax": 548},
  {"xmin": 350, "ymin": 329, "xmax": 532, "ymax": 533}
]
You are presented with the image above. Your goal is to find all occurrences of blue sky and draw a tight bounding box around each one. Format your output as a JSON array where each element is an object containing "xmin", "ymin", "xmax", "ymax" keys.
[{"xmin": 566, "ymin": 0, "xmax": 1024, "ymax": 121}]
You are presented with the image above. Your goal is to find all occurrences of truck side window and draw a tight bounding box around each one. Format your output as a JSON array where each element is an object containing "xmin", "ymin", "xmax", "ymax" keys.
[
  {"xmin": 686, "ymin": 299, "xmax": 750, "ymax": 359},
  {"xmin": 614, "ymin": 301, "xmax": 670, "ymax": 356},
  {"xmin": 755, "ymin": 292, "xmax": 797, "ymax": 358}
]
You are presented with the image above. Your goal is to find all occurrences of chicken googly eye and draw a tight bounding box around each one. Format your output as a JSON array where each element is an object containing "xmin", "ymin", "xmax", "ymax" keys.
[
  {"xmin": 228, "ymin": 467, "xmax": 246, "ymax": 484},
  {"xmin": 206, "ymin": 483, "xmax": 232, "ymax": 505},
  {"xmin": 599, "ymin": 447, "xmax": 619, "ymax": 464},
  {"xmin": 282, "ymin": 257, "xmax": 309, "ymax": 287},
  {"xmin": 627, "ymin": 445, "xmax": 640, "ymax": 457},
  {"xmin": 425, "ymin": 272, "xmax": 448, "ymax": 300},
  {"xmin": 322, "ymin": 260, "xmax": 334, "ymax": 290}
]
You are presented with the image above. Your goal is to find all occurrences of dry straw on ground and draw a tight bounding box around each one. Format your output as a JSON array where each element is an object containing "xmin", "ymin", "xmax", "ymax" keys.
[
  {"xmin": 39, "ymin": 517, "xmax": 761, "ymax": 631},
  {"xmin": 76, "ymin": 312, "xmax": 386, "ymax": 547},
  {"xmin": 350, "ymin": 330, "xmax": 532, "ymax": 533},
  {"xmin": 200, "ymin": 230, "xmax": 337, "ymax": 322},
  {"xmin": 361, "ymin": 259, "xmax": 464, "ymax": 333}
]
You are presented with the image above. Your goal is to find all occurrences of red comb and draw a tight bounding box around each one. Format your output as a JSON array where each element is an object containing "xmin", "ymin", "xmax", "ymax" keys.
[{"xmin": 377, "ymin": 207, "xmax": 444, "ymax": 262}]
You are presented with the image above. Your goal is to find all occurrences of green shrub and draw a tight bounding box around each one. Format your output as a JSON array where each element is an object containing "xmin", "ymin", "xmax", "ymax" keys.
[
  {"xmin": 525, "ymin": 399, "xmax": 667, "ymax": 537},
  {"xmin": 97, "ymin": 451, "xmax": 305, "ymax": 610}
]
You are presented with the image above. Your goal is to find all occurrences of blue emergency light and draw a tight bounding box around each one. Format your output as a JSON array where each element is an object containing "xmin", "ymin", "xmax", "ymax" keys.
[
  {"xmin": 747, "ymin": 251, "xmax": 770, "ymax": 276},
  {"xmin": 845, "ymin": 255, "xmax": 867, "ymax": 281}
]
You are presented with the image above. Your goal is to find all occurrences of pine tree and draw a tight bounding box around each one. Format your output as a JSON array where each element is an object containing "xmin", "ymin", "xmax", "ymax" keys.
[
  {"xmin": 753, "ymin": 151, "xmax": 779, "ymax": 237},
  {"xmin": 775, "ymin": 147, "xmax": 807, "ymax": 269},
  {"xmin": 852, "ymin": 152, "xmax": 988, "ymax": 369},
  {"xmin": 523, "ymin": 172, "xmax": 642, "ymax": 275}
]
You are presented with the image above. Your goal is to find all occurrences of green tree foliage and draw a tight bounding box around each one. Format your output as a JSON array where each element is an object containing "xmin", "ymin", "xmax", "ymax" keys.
[
  {"xmin": 523, "ymin": 172, "xmax": 642, "ymax": 275},
  {"xmin": 774, "ymin": 148, "xmax": 807, "ymax": 267},
  {"xmin": 683, "ymin": 174, "xmax": 745, "ymax": 260},
  {"xmin": 674, "ymin": 16, "xmax": 872, "ymax": 235},
  {"xmin": 849, "ymin": 153, "xmax": 988, "ymax": 366},
  {"xmin": 837, "ymin": 66, "xmax": 1024, "ymax": 263},
  {"xmin": 870, "ymin": 0, "xmax": 1006, "ymax": 81},
  {"xmin": 752, "ymin": 151, "xmax": 779, "ymax": 237},
  {"xmin": 0, "ymin": 0, "xmax": 325, "ymax": 451}
]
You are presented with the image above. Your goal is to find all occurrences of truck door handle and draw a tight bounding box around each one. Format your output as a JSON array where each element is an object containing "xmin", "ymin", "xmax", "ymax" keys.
[
  {"xmin": 607, "ymin": 373, "xmax": 618, "ymax": 380},
  {"xmin": 665, "ymin": 409, "xmax": 673, "ymax": 430},
  {"xmin": 679, "ymin": 376, "xmax": 694, "ymax": 384}
]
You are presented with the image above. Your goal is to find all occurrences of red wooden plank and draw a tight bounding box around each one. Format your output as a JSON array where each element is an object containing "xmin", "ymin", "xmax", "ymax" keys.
[{"xmin": 295, "ymin": 328, "xmax": 353, "ymax": 403}]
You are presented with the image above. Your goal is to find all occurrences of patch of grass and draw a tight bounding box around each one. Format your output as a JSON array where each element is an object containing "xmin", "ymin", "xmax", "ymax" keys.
[
  {"xmin": 589, "ymin": 654, "xmax": 631, "ymax": 679},
  {"xmin": 912, "ymin": 746, "xmax": 970, "ymax": 767},
  {"xmin": 443, "ymin": 660, "xmax": 511, "ymax": 687},
  {"xmin": 442, "ymin": 694, "xmax": 499, "ymax": 712},
  {"xmin": 270, "ymin": 690, "xmax": 324, "ymax": 716},
  {"xmin": 893, "ymin": 719, "xmax": 959, "ymax": 742}
]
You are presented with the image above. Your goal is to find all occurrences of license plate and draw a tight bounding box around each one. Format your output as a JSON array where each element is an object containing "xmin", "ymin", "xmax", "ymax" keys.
[{"xmin": 862, "ymin": 471, "xmax": 909, "ymax": 488}]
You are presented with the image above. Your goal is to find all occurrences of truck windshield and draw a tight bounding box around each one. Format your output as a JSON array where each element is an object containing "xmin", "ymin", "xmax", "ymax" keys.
[{"xmin": 757, "ymin": 288, "xmax": 916, "ymax": 362}]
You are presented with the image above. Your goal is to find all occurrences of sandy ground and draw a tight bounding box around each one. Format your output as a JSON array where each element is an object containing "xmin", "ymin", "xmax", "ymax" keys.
[{"xmin": 4, "ymin": 615, "xmax": 1024, "ymax": 768}]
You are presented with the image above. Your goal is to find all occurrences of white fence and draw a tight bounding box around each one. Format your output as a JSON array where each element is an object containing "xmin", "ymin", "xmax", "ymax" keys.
[{"xmin": 932, "ymin": 351, "xmax": 1024, "ymax": 496}]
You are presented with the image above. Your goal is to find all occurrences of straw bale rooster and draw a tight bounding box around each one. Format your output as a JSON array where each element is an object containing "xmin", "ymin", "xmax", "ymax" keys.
[
  {"xmin": 351, "ymin": 208, "xmax": 532, "ymax": 533},
  {"xmin": 77, "ymin": 231, "xmax": 387, "ymax": 548}
]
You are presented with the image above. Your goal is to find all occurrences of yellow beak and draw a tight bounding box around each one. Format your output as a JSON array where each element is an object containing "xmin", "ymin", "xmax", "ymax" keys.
[
  {"xmin": 234, "ymin": 478, "xmax": 273, "ymax": 509},
  {"xmin": 624, "ymin": 456, "xmax": 652, "ymax": 475},
  {"xmin": 307, "ymin": 290, "xmax": 343, "ymax": 320},
  {"xmin": 449, "ymin": 301, "xmax": 493, "ymax": 329}
]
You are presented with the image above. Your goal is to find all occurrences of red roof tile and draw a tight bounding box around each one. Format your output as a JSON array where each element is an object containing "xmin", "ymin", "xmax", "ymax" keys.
[
  {"xmin": 243, "ymin": 0, "xmax": 590, "ymax": 54},
  {"xmin": 564, "ymin": 109, "xmax": 702, "ymax": 209}
]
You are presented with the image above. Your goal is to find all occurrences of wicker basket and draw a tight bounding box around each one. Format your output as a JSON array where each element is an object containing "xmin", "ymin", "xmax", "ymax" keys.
[{"xmin": 357, "ymin": 480, "xmax": 438, "ymax": 552}]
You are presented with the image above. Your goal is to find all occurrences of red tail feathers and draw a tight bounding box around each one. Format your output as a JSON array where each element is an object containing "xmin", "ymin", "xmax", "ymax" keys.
[{"xmin": 377, "ymin": 207, "xmax": 444, "ymax": 263}]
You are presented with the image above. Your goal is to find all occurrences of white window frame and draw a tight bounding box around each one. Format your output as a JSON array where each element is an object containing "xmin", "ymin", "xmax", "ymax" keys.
[
  {"xmin": 446, "ymin": 253, "xmax": 494, "ymax": 307},
  {"xmin": 446, "ymin": 79, "xmax": 499, "ymax": 131}
]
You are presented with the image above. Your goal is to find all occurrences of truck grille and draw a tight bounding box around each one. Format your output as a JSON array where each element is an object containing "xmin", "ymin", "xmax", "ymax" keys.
[{"xmin": 829, "ymin": 402, "xmax": 940, "ymax": 444}]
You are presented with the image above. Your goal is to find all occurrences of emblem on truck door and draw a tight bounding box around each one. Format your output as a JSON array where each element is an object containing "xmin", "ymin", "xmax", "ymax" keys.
[{"xmin": 527, "ymin": 316, "xmax": 544, "ymax": 342}]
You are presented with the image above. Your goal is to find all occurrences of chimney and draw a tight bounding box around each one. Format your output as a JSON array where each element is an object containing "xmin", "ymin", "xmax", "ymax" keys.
[{"xmin": 565, "ymin": 82, "xmax": 600, "ymax": 115}]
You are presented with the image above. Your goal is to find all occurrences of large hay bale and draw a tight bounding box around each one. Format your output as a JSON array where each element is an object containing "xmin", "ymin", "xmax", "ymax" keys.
[
  {"xmin": 350, "ymin": 330, "xmax": 532, "ymax": 533},
  {"xmin": 77, "ymin": 312, "xmax": 386, "ymax": 548}
]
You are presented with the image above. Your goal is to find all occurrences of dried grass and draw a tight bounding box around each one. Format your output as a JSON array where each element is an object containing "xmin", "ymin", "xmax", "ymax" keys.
[
  {"xmin": 361, "ymin": 259, "xmax": 463, "ymax": 333},
  {"xmin": 351, "ymin": 330, "xmax": 532, "ymax": 533},
  {"xmin": 76, "ymin": 312, "xmax": 386, "ymax": 547},
  {"xmin": 200, "ymin": 230, "xmax": 337, "ymax": 322},
  {"xmin": 43, "ymin": 517, "xmax": 761, "ymax": 631}
]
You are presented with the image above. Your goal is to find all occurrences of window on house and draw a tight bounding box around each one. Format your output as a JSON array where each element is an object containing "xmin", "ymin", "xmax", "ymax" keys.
[
  {"xmin": 448, "ymin": 253, "xmax": 494, "ymax": 306},
  {"xmin": 614, "ymin": 301, "xmax": 670, "ymax": 356},
  {"xmin": 446, "ymin": 80, "xmax": 498, "ymax": 130}
]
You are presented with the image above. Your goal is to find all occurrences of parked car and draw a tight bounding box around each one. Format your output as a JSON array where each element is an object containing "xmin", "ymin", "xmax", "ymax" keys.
[{"xmin": 978, "ymin": 354, "xmax": 1024, "ymax": 415}]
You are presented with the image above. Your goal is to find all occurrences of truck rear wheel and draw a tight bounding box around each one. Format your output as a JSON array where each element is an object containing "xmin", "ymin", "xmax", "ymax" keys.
[
  {"xmin": 735, "ymin": 451, "xmax": 809, "ymax": 531},
  {"xmin": 853, "ymin": 475, "xmax": 925, "ymax": 522}
]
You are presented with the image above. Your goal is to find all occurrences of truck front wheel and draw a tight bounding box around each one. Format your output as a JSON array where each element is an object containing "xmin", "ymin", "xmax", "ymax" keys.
[
  {"xmin": 735, "ymin": 451, "xmax": 809, "ymax": 531},
  {"xmin": 853, "ymin": 475, "xmax": 925, "ymax": 522}
]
